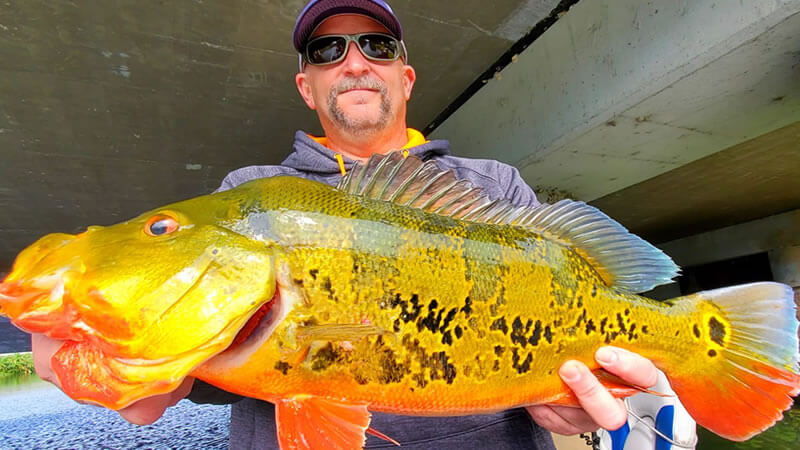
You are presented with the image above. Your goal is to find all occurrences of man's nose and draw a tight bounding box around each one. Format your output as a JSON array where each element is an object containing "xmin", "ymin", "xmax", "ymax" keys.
[{"xmin": 341, "ymin": 41, "xmax": 370, "ymax": 76}]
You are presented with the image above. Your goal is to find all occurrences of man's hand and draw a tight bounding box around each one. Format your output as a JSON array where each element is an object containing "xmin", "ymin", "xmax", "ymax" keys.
[
  {"xmin": 31, "ymin": 333, "xmax": 195, "ymax": 425},
  {"xmin": 526, "ymin": 346, "xmax": 658, "ymax": 435}
]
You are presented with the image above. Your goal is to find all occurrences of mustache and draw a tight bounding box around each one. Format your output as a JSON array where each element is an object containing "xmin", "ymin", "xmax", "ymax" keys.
[{"xmin": 331, "ymin": 76, "xmax": 387, "ymax": 94}]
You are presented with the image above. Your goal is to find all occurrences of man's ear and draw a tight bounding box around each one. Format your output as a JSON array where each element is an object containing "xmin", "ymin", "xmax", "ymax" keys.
[
  {"xmin": 402, "ymin": 65, "xmax": 416, "ymax": 101},
  {"xmin": 295, "ymin": 71, "xmax": 316, "ymax": 110}
]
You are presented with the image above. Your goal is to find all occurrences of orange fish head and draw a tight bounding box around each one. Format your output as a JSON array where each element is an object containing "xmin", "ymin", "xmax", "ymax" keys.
[{"xmin": 0, "ymin": 194, "xmax": 278, "ymax": 409}]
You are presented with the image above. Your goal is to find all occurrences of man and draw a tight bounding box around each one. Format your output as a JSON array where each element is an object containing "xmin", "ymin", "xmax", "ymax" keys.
[{"xmin": 32, "ymin": 1, "xmax": 668, "ymax": 448}]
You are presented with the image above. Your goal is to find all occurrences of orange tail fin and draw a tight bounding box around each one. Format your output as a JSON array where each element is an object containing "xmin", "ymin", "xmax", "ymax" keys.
[{"xmin": 666, "ymin": 282, "xmax": 800, "ymax": 441}]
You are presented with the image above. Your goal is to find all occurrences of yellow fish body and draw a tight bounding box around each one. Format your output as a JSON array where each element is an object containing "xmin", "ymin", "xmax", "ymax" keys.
[{"xmin": 1, "ymin": 152, "xmax": 798, "ymax": 448}]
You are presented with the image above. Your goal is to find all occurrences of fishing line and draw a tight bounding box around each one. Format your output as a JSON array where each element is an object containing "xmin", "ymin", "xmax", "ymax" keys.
[{"xmin": 627, "ymin": 409, "xmax": 698, "ymax": 449}]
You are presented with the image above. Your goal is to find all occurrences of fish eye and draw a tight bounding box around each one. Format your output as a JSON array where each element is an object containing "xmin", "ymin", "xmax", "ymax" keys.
[{"xmin": 144, "ymin": 214, "xmax": 180, "ymax": 237}]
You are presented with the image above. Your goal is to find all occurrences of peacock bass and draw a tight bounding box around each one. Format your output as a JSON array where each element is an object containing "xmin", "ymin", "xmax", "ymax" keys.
[{"xmin": 1, "ymin": 152, "xmax": 798, "ymax": 449}]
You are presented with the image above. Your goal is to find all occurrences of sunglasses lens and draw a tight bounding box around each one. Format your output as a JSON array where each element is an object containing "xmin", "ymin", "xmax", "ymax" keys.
[
  {"xmin": 358, "ymin": 34, "xmax": 400, "ymax": 60},
  {"xmin": 306, "ymin": 36, "xmax": 347, "ymax": 64}
]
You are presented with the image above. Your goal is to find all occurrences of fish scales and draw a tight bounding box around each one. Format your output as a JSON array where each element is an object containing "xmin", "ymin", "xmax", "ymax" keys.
[{"xmin": 200, "ymin": 177, "xmax": 683, "ymax": 414}]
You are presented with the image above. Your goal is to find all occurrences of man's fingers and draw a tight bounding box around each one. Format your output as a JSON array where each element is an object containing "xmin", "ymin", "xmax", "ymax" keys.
[
  {"xmin": 117, "ymin": 377, "xmax": 195, "ymax": 425},
  {"xmin": 559, "ymin": 360, "xmax": 628, "ymax": 430},
  {"xmin": 526, "ymin": 405, "xmax": 590, "ymax": 436},
  {"xmin": 595, "ymin": 347, "xmax": 659, "ymax": 388},
  {"xmin": 31, "ymin": 333, "xmax": 64, "ymax": 387}
]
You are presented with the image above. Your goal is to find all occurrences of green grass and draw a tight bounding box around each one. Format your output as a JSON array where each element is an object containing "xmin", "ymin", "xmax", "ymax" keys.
[{"xmin": 0, "ymin": 352, "xmax": 35, "ymax": 378}]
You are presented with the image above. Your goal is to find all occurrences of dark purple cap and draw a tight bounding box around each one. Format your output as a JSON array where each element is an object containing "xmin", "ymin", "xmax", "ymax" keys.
[{"xmin": 293, "ymin": 0, "xmax": 403, "ymax": 52}]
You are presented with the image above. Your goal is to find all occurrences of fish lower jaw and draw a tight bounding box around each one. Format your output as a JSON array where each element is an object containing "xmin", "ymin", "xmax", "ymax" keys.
[{"xmin": 213, "ymin": 290, "xmax": 283, "ymax": 365}]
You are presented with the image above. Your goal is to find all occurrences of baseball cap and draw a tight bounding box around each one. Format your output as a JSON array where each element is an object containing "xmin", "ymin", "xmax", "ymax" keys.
[{"xmin": 293, "ymin": 0, "xmax": 404, "ymax": 52}]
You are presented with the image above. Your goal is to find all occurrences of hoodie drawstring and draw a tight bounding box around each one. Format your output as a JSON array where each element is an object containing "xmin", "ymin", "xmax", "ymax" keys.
[{"xmin": 335, "ymin": 153, "xmax": 347, "ymax": 176}]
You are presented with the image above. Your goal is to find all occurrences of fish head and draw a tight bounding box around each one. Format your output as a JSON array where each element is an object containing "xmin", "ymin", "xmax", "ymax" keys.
[{"xmin": 0, "ymin": 192, "xmax": 277, "ymax": 408}]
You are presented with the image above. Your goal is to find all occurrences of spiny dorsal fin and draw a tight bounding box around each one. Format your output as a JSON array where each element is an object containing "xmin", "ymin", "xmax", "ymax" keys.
[{"xmin": 337, "ymin": 152, "xmax": 679, "ymax": 293}]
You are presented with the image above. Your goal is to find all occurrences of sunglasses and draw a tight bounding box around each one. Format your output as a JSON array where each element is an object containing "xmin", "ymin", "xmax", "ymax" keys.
[{"xmin": 302, "ymin": 32, "xmax": 407, "ymax": 67}]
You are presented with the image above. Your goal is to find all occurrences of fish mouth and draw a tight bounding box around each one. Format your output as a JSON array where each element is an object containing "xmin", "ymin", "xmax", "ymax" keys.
[{"xmin": 225, "ymin": 289, "xmax": 281, "ymax": 354}]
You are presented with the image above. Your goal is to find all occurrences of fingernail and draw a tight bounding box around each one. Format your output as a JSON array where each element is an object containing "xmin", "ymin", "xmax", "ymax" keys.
[
  {"xmin": 596, "ymin": 347, "xmax": 617, "ymax": 365},
  {"xmin": 559, "ymin": 361, "xmax": 581, "ymax": 383}
]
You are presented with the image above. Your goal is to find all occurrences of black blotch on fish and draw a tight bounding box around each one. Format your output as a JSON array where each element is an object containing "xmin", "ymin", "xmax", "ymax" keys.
[
  {"xmin": 616, "ymin": 313, "xmax": 627, "ymax": 334},
  {"xmin": 490, "ymin": 317, "xmax": 509, "ymax": 335},
  {"xmin": 426, "ymin": 351, "xmax": 457, "ymax": 384},
  {"xmin": 494, "ymin": 345, "xmax": 505, "ymax": 356},
  {"xmin": 600, "ymin": 317, "xmax": 608, "ymax": 335},
  {"xmin": 460, "ymin": 297, "xmax": 473, "ymax": 317},
  {"xmin": 441, "ymin": 308, "xmax": 458, "ymax": 332},
  {"xmin": 642, "ymin": 325, "xmax": 648, "ymax": 335},
  {"xmin": 454, "ymin": 325, "xmax": 463, "ymax": 339},
  {"xmin": 492, "ymin": 360, "xmax": 501, "ymax": 372},
  {"xmin": 511, "ymin": 348, "xmax": 533, "ymax": 374},
  {"xmin": 627, "ymin": 323, "xmax": 637, "ymax": 341},
  {"xmin": 708, "ymin": 316, "xmax": 726, "ymax": 347},
  {"xmin": 441, "ymin": 330, "xmax": 453, "ymax": 345},
  {"xmin": 417, "ymin": 300, "xmax": 444, "ymax": 333},
  {"xmin": 510, "ymin": 317, "xmax": 533, "ymax": 348},
  {"xmin": 693, "ymin": 324, "xmax": 701, "ymax": 339},
  {"xmin": 322, "ymin": 276, "xmax": 333, "ymax": 294},
  {"xmin": 378, "ymin": 347, "xmax": 406, "ymax": 384},
  {"xmin": 708, "ymin": 349, "xmax": 717, "ymax": 357},
  {"xmin": 311, "ymin": 343, "xmax": 341, "ymax": 371},
  {"xmin": 394, "ymin": 293, "xmax": 422, "ymax": 324},
  {"xmin": 274, "ymin": 361, "xmax": 291, "ymax": 375},
  {"xmin": 544, "ymin": 326, "xmax": 553, "ymax": 344},
  {"xmin": 309, "ymin": 269, "xmax": 318, "ymax": 280},
  {"xmin": 575, "ymin": 309, "xmax": 588, "ymax": 327},
  {"xmin": 577, "ymin": 296, "xmax": 583, "ymax": 308},
  {"xmin": 585, "ymin": 319, "xmax": 596, "ymax": 335},
  {"xmin": 529, "ymin": 320, "xmax": 543, "ymax": 346}
]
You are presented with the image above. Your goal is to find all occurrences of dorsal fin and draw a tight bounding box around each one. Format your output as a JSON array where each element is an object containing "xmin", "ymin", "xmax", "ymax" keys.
[{"xmin": 337, "ymin": 152, "xmax": 679, "ymax": 293}]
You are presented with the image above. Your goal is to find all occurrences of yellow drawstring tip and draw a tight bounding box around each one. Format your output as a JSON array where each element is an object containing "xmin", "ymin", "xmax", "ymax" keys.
[
  {"xmin": 335, "ymin": 153, "xmax": 346, "ymax": 176},
  {"xmin": 402, "ymin": 149, "xmax": 409, "ymax": 158}
]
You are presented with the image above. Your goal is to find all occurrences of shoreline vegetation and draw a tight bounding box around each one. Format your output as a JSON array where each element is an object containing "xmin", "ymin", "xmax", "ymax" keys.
[{"xmin": 0, "ymin": 352, "xmax": 34, "ymax": 378}]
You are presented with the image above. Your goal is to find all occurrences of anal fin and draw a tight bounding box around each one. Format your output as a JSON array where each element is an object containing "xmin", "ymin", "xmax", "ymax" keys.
[{"xmin": 275, "ymin": 395, "xmax": 372, "ymax": 450}]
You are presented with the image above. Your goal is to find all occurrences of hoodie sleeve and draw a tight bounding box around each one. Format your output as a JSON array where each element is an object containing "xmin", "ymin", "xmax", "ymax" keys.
[
  {"xmin": 500, "ymin": 164, "xmax": 540, "ymax": 207},
  {"xmin": 214, "ymin": 165, "xmax": 303, "ymax": 193}
]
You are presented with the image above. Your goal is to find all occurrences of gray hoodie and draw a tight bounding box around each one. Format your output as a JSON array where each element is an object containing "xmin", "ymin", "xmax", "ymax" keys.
[
  {"xmin": 197, "ymin": 130, "xmax": 554, "ymax": 450},
  {"xmin": 218, "ymin": 131, "xmax": 540, "ymax": 208}
]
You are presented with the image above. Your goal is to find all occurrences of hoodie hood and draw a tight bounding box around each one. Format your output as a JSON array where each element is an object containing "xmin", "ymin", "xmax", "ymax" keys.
[{"xmin": 282, "ymin": 130, "xmax": 451, "ymax": 176}]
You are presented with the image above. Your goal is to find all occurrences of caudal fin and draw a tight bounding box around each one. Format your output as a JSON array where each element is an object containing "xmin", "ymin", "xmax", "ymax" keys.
[{"xmin": 667, "ymin": 282, "xmax": 800, "ymax": 441}]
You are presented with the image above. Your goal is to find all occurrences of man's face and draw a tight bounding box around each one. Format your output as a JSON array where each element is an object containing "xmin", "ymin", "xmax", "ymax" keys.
[{"xmin": 295, "ymin": 14, "xmax": 415, "ymax": 136}]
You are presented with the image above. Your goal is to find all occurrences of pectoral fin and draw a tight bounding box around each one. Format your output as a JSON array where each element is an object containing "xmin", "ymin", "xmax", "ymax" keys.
[
  {"xmin": 275, "ymin": 395, "xmax": 372, "ymax": 449},
  {"xmin": 296, "ymin": 324, "xmax": 387, "ymax": 341}
]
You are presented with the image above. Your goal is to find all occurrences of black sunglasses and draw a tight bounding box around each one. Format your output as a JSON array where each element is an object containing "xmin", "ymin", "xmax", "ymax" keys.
[{"xmin": 302, "ymin": 32, "xmax": 407, "ymax": 67}]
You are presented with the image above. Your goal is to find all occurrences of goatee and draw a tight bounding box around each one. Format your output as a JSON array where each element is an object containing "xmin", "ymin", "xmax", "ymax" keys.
[{"xmin": 328, "ymin": 76, "xmax": 392, "ymax": 135}]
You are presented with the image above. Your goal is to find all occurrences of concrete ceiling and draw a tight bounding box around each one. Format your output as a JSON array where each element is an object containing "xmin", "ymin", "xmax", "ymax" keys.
[
  {"xmin": 0, "ymin": 0, "xmax": 558, "ymax": 272},
  {"xmin": 434, "ymin": 0, "xmax": 800, "ymax": 243},
  {"xmin": 1, "ymin": 0, "xmax": 799, "ymax": 274}
]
